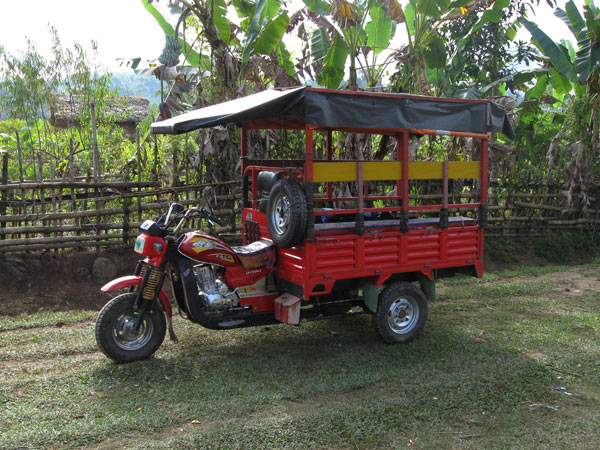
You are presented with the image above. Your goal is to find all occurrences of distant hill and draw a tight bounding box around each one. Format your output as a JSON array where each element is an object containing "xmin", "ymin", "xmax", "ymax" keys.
[{"xmin": 110, "ymin": 72, "xmax": 161, "ymax": 104}]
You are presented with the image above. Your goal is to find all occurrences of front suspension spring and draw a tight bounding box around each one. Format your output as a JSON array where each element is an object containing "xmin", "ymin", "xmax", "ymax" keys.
[{"xmin": 142, "ymin": 265, "xmax": 162, "ymax": 300}]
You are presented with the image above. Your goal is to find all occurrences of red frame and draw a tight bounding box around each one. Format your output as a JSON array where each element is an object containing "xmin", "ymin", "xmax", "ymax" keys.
[{"xmin": 239, "ymin": 91, "xmax": 489, "ymax": 302}]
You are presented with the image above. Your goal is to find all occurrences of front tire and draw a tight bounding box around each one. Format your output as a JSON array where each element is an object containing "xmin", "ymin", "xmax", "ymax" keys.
[
  {"xmin": 95, "ymin": 293, "xmax": 166, "ymax": 363},
  {"xmin": 373, "ymin": 282, "xmax": 428, "ymax": 344}
]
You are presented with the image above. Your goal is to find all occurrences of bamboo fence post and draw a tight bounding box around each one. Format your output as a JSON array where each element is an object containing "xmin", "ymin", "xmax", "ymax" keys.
[
  {"xmin": 185, "ymin": 133, "xmax": 190, "ymax": 202},
  {"xmin": 91, "ymin": 102, "xmax": 100, "ymax": 181},
  {"xmin": 69, "ymin": 138, "xmax": 75, "ymax": 182},
  {"xmin": 37, "ymin": 155, "xmax": 46, "ymax": 239},
  {"xmin": 95, "ymin": 183, "xmax": 101, "ymax": 253},
  {"xmin": 136, "ymin": 130, "xmax": 142, "ymax": 222},
  {"xmin": 1, "ymin": 150, "xmax": 8, "ymax": 239},
  {"xmin": 16, "ymin": 131, "xmax": 23, "ymax": 183},
  {"xmin": 49, "ymin": 161, "xmax": 59, "ymax": 255},
  {"xmin": 122, "ymin": 189, "xmax": 130, "ymax": 245},
  {"xmin": 83, "ymin": 173, "xmax": 90, "ymax": 252},
  {"xmin": 153, "ymin": 135, "xmax": 159, "ymax": 182},
  {"xmin": 16, "ymin": 131, "xmax": 24, "ymax": 239}
]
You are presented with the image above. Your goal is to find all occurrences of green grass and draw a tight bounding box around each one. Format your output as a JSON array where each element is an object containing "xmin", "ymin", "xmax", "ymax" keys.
[{"xmin": 1, "ymin": 265, "xmax": 600, "ymax": 449}]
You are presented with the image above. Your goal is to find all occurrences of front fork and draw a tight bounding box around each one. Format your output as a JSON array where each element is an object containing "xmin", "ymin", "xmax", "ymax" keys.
[{"xmin": 134, "ymin": 261, "xmax": 178, "ymax": 343}]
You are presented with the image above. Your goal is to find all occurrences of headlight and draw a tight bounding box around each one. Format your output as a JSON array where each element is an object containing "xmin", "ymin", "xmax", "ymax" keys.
[{"xmin": 134, "ymin": 236, "xmax": 146, "ymax": 254}]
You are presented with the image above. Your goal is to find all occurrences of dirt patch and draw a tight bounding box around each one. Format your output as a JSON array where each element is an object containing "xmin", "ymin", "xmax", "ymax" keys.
[
  {"xmin": 522, "ymin": 267, "xmax": 600, "ymax": 298},
  {"xmin": 0, "ymin": 249, "xmax": 139, "ymax": 316}
]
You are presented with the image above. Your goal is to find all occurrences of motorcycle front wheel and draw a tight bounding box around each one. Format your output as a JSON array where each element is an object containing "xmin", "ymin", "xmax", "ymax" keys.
[{"xmin": 95, "ymin": 292, "xmax": 166, "ymax": 363}]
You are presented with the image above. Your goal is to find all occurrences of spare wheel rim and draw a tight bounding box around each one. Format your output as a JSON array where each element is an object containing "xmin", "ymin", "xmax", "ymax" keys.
[{"xmin": 272, "ymin": 193, "xmax": 291, "ymax": 235}]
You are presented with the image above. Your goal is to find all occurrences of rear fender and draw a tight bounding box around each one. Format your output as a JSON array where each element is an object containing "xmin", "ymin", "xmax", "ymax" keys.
[{"xmin": 101, "ymin": 275, "xmax": 172, "ymax": 318}]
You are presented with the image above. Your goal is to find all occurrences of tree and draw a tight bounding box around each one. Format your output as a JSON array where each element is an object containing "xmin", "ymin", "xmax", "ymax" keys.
[
  {"xmin": 440, "ymin": 0, "xmax": 540, "ymax": 97},
  {"xmin": 299, "ymin": 0, "xmax": 399, "ymax": 89},
  {"xmin": 518, "ymin": 0, "xmax": 600, "ymax": 208},
  {"xmin": 0, "ymin": 29, "xmax": 136, "ymax": 182}
]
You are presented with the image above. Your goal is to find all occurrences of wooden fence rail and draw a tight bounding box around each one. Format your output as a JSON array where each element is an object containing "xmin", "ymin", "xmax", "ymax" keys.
[
  {"xmin": 0, "ymin": 179, "xmax": 241, "ymax": 253},
  {"xmin": 0, "ymin": 177, "xmax": 599, "ymax": 253}
]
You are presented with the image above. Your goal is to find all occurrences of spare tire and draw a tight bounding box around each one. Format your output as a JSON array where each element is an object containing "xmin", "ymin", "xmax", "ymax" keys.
[{"xmin": 267, "ymin": 179, "xmax": 307, "ymax": 248}]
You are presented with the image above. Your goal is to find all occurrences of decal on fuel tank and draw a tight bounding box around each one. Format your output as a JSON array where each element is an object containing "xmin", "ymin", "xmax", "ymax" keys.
[
  {"xmin": 191, "ymin": 237, "xmax": 216, "ymax": 253},
  {"xmin": 215, "ymin": 253, "xmax": 235, "ymax": 263}
]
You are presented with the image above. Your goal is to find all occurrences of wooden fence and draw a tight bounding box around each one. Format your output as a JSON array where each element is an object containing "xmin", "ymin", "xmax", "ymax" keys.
[
  {"xmin": 0, "ymin": 177, "xmax": 598, "ymax": 254},
  {"xmin": 0, "ymin": 179, "xmax": 241, "ymax": 253}
]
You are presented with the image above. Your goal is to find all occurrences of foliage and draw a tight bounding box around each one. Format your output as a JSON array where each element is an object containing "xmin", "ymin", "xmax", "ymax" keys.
[
  {"xmin": 518, "ymin": 0, "xmax": 600, "ymax": 208},
  {"xmin": 440, "ymin": 0, "xmax": 540, "ymax": 96},
  {"xmin": 0, "ymin": 30, "xmax": 142, "ymax": 182},
  {"xmin": 300, "ymin": 0, "xmax": 401, "ymax": 89}
]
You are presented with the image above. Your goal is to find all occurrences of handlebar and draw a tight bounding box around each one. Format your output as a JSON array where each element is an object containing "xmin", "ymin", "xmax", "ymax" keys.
[
  {"xmin": 188, "ymin": 207, "xmax": 225, "ymax": 226},
  {"xmin": 167, "ymin": 204, "xmax": 225, "ymax": 235}
]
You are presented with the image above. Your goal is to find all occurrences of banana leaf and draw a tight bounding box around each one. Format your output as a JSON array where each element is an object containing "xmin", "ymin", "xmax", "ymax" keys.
[
  {"xmin": 520, "ymin": 18, "xmax": 578, "ymax": 83},
  {"xmin": 311, "ymin": 28, "xmax": 330, "ymax": 61},
  {"xmin": 254, "ymin": 12, "xmax": 290, "ymax": 55},
  {"xmin": 365, "ymin": 4, "xmax": 393, "ymax": 55},
  {"xmin": 317, "ymin": 35, "xmax": 349, "ymax": 89}
]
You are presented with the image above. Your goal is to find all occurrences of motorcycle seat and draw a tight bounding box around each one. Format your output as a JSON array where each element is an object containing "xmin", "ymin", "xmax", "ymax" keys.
[{"xmin": 232, "ymin": 239, "xmax": 276, "ymax": 269}]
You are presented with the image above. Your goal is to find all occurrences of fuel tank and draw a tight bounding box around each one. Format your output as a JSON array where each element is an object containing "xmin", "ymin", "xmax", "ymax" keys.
[{"xmin": 178, "ymin": 232, "xmax": 240, "ymax": 267}]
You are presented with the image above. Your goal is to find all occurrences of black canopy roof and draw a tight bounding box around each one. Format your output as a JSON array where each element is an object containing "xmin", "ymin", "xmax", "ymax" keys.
[{"xmin": 151, "ymin": 87, "xmax": 515, "ymax": 139}]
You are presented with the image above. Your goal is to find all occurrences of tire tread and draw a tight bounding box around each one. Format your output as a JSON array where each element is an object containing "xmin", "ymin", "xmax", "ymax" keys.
[
  {"xmin": 95, "ymin": 293, "xmax": 166, "ymax": 363},
  {"xmin": 373, "ymin": 282, "xmax": 428, "ymax": 344}
]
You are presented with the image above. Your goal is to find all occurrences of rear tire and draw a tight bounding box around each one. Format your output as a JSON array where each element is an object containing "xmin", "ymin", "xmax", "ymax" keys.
[
  {"xmin": 373, "ymin": 282, "xmax": 428, "ymax": 344},
  {"xmin": 267, "ymin": 179, "xmax": 307, "ymax": 248},
  {"xmin": 95, "ymin": 293, "xmax": 166, "ymax": 363}
]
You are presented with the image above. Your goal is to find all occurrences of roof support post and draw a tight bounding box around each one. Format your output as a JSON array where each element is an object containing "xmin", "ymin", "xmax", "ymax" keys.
[
  {"xmin": 326, "ymin": 130, "xmax": 332, "ymax": 202},
  {"xmin": 305, "ymin": 126, "xmax": 315, "ymax": 242},
  {"xmin": 356, "ymin": 161, "xmax": 364, "ymax": 236},
  {"xmin": 440, "ymin": 161, "xmax": 449, "ymax": 230},
  {"xmin": 240, "ymin": 126, "xmax": 250, "ymax": 209},
  {"xmin": 398, "ymin": 132, "xmax": 409, "ymax": 233},
  {"xmin": 479, "ymin": 137, "xmax": 488, "ymax": 229}
]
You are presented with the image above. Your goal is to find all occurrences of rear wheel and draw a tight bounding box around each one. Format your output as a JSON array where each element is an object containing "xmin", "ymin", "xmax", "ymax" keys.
[
  {"xmin": 267, "ymin": 179, "xmax": 307, "ymax": 248},
  {"xmin": 95, "ymin": 293, "xmax": 166, "ymax": 363},
  {"xmin": 373, "ymin": 282, "xmax": 428, "ymax": 344}
]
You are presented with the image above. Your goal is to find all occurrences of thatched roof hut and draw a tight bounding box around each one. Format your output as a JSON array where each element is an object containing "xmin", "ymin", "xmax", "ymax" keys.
[{"xmin": 50, "ymin": 94, "xmax": 150, "ymax": 139}]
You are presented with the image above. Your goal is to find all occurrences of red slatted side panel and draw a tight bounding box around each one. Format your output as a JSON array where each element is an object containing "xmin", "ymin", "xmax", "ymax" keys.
[
  {"xmin": 447, "ymin": 227, "xmax": 479, "ymax": 259},
  {"xmin": 406, "ymin": 231, "xmax": 441, "ymax": 263}
]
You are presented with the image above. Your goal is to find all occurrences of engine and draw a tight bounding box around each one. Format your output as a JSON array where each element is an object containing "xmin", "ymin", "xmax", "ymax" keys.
[{"xmin": 194, "ymin": 265, "xmax": 239, "ymax": 310}]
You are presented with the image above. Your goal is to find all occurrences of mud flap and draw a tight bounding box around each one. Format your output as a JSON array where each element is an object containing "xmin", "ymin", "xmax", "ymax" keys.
[
  {"xmin": 274, "ymin": 293, "xmax": 301, "ymax": 325},
  {"xmin": 362, "ymin": 282, "xmax": 379, "ymax": 313}
]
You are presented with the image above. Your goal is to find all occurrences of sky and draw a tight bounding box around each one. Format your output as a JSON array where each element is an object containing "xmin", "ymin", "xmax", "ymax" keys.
[{"xmin": 0, "ymin": 0, "xmax": 587, "ymax": 73}]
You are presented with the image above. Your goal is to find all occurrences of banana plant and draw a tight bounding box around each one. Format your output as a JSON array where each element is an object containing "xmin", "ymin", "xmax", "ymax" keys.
[
  {"xmin": 519, "ymin": 0, "xmax": 600, "ymax": 209},
  {"xmin": 395, "ymin": 0, "xmax": 513, "ymax": 95},
  {"xmin": 519, "ymin": 0, "xmax": 600, "ymax": 99},
  {"xmin": 304, "ymin": 0, "xmax": 400, "ymax": 89},
  {"xmin": 231, "ymin": 0, "xmax": 295, "ymax": 75},
  {"xmin": 141, "ymin": 0, "xmax": 297, "ymax": 95}
]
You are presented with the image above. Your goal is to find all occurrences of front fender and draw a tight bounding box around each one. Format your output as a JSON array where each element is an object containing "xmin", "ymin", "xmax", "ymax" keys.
[{"xmin": 101, "ymin": 275, "xmax": 172, "ymax": 318}]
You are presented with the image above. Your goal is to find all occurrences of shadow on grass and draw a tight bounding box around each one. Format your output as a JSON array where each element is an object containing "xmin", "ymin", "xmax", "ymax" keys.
[{"xmin": 83, "ymin": 315, "xmax": 554, "ymax": 449}]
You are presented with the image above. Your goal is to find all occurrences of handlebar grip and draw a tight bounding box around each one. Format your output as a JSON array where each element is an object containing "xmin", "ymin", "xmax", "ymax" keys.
[
  {"xmin": 197, "ymin": 208, "xmax": 225, "ymax": 227},
  {"xmin": 211, "ymin": 215, "xmax": 226, "ymax": 227}
]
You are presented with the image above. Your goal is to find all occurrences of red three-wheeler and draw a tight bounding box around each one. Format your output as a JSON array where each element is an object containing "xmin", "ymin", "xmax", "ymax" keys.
[{"xmin": 96, "ymin": 87, "xmax": 513, "ymax": 362}]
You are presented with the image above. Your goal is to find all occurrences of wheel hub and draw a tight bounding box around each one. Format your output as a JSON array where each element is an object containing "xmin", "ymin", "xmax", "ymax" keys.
[
  {"xmin": 113, "ymin": 312, "xmax": 153, "ymax": 351},
  {"xmin": 272, "ymin": 194, "xmax": 291, "ymax": 235},
  {"xmin": 387, "ymin": 298, "xmax": 419, "ymax": 335}
]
